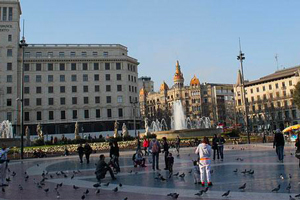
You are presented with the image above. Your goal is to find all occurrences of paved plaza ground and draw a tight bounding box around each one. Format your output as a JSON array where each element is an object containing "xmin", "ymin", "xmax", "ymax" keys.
[{"xmin": 0, "ymin": 143, "xmax": 299, "ymax": 200}]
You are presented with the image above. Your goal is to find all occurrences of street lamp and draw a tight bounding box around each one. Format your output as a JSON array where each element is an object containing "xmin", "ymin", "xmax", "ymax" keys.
[
  {"xmin": 19, "ymin": 25, "xmax": 28, "ymax": 159},
  {"xmin": 237, "ymin": 38, "xmax": 250, "ymax": 144},
  {"xmin": 131, "ymin": 100, "xmax": 138, "ymax": 137}
]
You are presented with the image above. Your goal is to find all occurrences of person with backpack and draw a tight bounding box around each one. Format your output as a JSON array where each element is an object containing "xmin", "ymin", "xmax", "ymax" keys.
[{"xmin": 150, "ymin": 136, "xmax": 161, "ymax": 170}]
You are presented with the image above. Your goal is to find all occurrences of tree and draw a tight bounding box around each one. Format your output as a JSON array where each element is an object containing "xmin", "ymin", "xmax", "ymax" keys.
[{"xmin": 293, "ymin": 82, "xmax": 300, "ymax": 109}]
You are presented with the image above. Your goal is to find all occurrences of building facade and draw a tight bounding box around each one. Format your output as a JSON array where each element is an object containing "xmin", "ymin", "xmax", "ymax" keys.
[
  {"xmin": 138, "ymin": 76, "xmax": 154, "ymax": 94},
  {"xmin": 139, "ymin": 61, "xmax": 235, "ymax": 128},
  {"xmin": 234, "ymin": 66, "xmax": 300, "ymax": 132},
  {"xmin": 0, "ymin": 0, "xmax": 140, "ymax": 136}
]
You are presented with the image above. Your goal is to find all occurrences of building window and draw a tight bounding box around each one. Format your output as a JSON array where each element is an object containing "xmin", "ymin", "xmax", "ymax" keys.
[
  {"xmin": 49, "ymin": 111, "xmax": 54, "ymax": 120},
  {"xmin": 8, "ymin": 7, "xmax": 12, "ymax": 21},
  {"xmin": 118, "ymin": 108, "xmax": 123, "ymax": 117},
  {"xmin": 6, "ymin": 99, "xmax": 12, "ymax": 106},
  {"xmin": 7, "ymin": 63, "xmax": 12, "ymax": 71},
  {"xmin": 36, "ymin": 75, "xmax": 42, "ymax": 82},
  {"xmin": 8, "ymin": 34, "xmax": 12, "ymax": 42},
  {"xmin": 70, "ymin": 52, "xmax": 76, "ymax": 57},
  {"xmin": 129, "ymin": 85, "xmax": 131, "ymax": 92},
  {"xmin": 106, "ymin": 96, "xmax": 111, "ymax": 103},
  {"xmin": 48, "ymin": 75, "xmax": 53, "ymax": 82},
  {"xmin": 103, "ymin": 52, "xmax": 108, "ymax": 56},
  {"xmin": 36, "ymin": 52, "xmax": 42, "ymax": 58},
  {"xmin": 275, "ymin": 83, "xmax": 279, "ymax": 89},
  {"xmin": 25, "ymin": 112, "xmax": 30, "ymax": 121},
  {"xmin": 24, "ymin": 87, "xmax": 30, "ymax": 94},
  {"xmin": 93, "ymin": 52, "xmax": 98, "ymax": 56},
  {"xmin": 72, "ymin": 97, "xmax": 77, "ymax": 105},
  {"xmin": 289, "ymin": 80, "xmax": 293, "ymax": 86},
  {"xmin": 84, "ymin": 97, "xmax": 89, "ymax": 104},
  {"xmin": 83, "ymin": 74, "xmax": 88, "ymax": 82},
  {"xmin": 95, "ymin": 85, "xmax": 100, "ymax": 92},
  {"xmin": 292, "ymin": 110, "xmax": 297, "ymax": 119},
  {"xmin": 106, "ymin": 85, "xmax": 111, "ymax": 92},
  {"xmin": 48, "ymin": 98, "xmax": 54, "ymax": 105},
  {"xmin": 60, "ymin": 75, "xmax": 65, "ymax": 82},
  {"xmin": 105, "ymin": 63, "xmax": 110, "ymax": 70},
  {"xmin": 72, "ymin": 86, "xmax": 77, "ymax": 93},
  {"xmin": 116, "ymin": 63, "xmax": 121, "ymax": 70},
  {"xmin": 95, "ymin": 96, "xmax": 100, "ymax": 104},
  {"xmin": 84, "ymin": 110, "xmax": 89, "ymax": 118},
  {"xmin": 7, "ymin": 49, "xmax": 12, "ymax": 57},
  {"xmin": 117, "ymin": 85, "xmax": 122, "ymax": 91},
  {"xmin": 47, "ymin": 52, "xmax": 53, "ymax": 58},
  {"xmin": 83, "ymin": 86, "xmax": 89, "ymax": 93},
  {"xmin": 24, "ymin": 64, "xmax": 30, "ymax": 71},
  {"xmin": 82, "ymin": 52, "xmax": 87, "ymax": 57},
  {"xmin": 282, "ymin": 82, "xmax": 285, "ymax": 87},
  {"xmin": 94, "ymin": 63, "xmax": 99, "ymax": 70},
  {"xmin": 6, "ymin": 87, "xmax": 12, "ymax": 94},
  {"xmin": 36, "ymin": 98, "xmax": 42, "ymax": 106},
  {"xmin": 128, "ymin": 75, "xmax": 131, "ymax": 81},
  {"xmin": 117, "ymin": 96, "xmax": 123, "ymax": 103},
  {"xmin": 73, "ymin": 110, "xmax": 77, "ymax": 119},
  {"xmin": 94, "ymin": 74, "xmax": 99, "ymax": 81},
  {"xmin": 250, "ymin": 89, "xmax": 253, "ymax": 94},
  {"xmin": 25, "ymin": 52, "xmax": 30, "ymax": 58},
  {"xmin": 61, "ymin": 111, "xmax": 66, "ymax": 120},
  {"xmin": 82, "ymin": 63, "xmax": 88, "ymax": 70},
  {"xmin": 60, "ymin": 63, "xmax": 65, "ymax": 71},
  {"xmin": 60, "ymin": 97, "xmax": 65, "ymax": 105},
  {"xmin": 37, "ymin": 111, "xmax": 42, "ymax": 121},
  {"xmin": 48, "ymin": 63, "xmax": 53, "ymax": 71},
  {"xmin": 117, "ymin": 74, "xmax": 121, "ymax": 80},
  {"xmin": 36, "ymin": 87, "xmax": 42, "ymax": 94},
  {"xmin": 96, "ymin": 109, "xmax": 100, "ymax": 118},
  {"xmin": 71, "ymin": 63, "xmax": 76, "ymax": 70},
  {"xmin": 262, "ymin": 86, "xmax": 265, "ymax": 91},
  {"xmin": 7, "ymin": 75, "xmax": 12, "ymax": 82},
  {"xmin": 71, "ymin": 75, "xmax": 77, "ymax": 82},
  {"xmin": 105, "ymin": 74, "xmax": 110, "ymax": 81},
  {"xmin": 60, "ymin": 86, "xmax": 65, "ymax": 93},
  {"xmin": 59, "ymin": 52, "xmax": 65, "ymax": 57},
  {"xmin": 256, "ymin": 87, "xmax": 259, "ymax": 92},
  {"xmin": 107, "ymin": 109, "xmax": 112, "ymax": 118},
  {"xmin": 24, "ymin": 99, "xmax": 30, "ymax": 106},
  {"xmin": 48, "ymin": 86, "xmax": 53, "ymax": 93}
]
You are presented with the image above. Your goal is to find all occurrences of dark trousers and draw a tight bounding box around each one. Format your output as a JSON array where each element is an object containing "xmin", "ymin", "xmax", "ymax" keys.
[
  {"xmin": 213, "ymin": 148, "xmax": 219, "ymax": 160},
  {"xmin": 276, "ymin": 146, "xmax": 284, "ymax": 161},
  {"xmin": 218, "ymin": 146, "xmax": 224, "ymax": 159},
  {"xmin": 96, "ymin": 167, "xmax": 115, "ymax": 182},
  {"xmin": 144, "ymin": 147, "xmax": 149, "ymax": 156},
  {"xmin": 85, "ymin": 153, "xmax": 90, "ymax": 164},
  {"xmin": 152, "ymin": 152, "xmax": 159, "ymax": 170},
  {"xmin": 164, "ymin": 151, "xmax": 169, "ymax": 169},
  {"xmin": 79, "ymin": 154, "xmax": 83, "ymax": 163}
]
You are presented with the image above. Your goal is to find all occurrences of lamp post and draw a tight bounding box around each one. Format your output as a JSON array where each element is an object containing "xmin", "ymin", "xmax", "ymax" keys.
[
  {"xmin": 131, "ymin": 100, "xmax": 138, "ymax": 137},
  {"xmin": 237, "ymin": 39, "xmax": 250, "ymax": 144},
  {"xmin": 19, "ymin": 26, "xmax": 28, "ymax": 159}
]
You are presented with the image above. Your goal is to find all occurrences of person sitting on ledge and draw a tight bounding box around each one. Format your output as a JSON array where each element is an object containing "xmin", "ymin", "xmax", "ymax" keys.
[
  {"xmin": 95, "ymin": 154, "xmax": 116, "ymax": 182},
  {"xmin": 132, "ymin": 150, "xmax": 146, "ymax": 167}
]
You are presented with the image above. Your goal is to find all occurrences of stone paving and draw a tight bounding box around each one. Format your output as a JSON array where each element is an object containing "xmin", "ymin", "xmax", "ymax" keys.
[{"xmin": 0, "ymin": 143, "xmax": 300, "ymax": 200}]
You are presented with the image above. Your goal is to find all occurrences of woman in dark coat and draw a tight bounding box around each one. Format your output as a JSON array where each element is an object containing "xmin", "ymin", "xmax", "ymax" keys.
[{"xmin": 212, "ymin": 134, "xmax": 219, "ymax": 160}]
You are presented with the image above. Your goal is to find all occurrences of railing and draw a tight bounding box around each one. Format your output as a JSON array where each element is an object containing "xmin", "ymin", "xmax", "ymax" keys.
[{"xmin": 27, "ymin": 44, "xmax": 127, "ymax": 50}]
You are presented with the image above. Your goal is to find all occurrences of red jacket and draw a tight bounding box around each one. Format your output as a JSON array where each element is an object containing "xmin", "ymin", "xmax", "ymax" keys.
[{"xmin": 143, "ymin": 140, "xmax": 149, "ymax": 148}]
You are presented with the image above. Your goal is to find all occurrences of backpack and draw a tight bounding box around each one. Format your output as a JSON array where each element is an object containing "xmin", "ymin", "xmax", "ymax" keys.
[{"xmin": 152, "ymin": 141, "xmax": 160, "ymax": 153}]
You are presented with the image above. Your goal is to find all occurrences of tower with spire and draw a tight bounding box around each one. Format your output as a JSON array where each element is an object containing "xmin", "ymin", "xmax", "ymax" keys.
[{"xmin": 173, "ymin": 60, "xmax": 184, "ymax": 88}]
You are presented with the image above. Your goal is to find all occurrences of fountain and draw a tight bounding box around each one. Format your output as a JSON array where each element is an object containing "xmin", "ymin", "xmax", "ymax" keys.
[
  {"xmin": 173, "ymin": 100, "xmax": 186, "ymax": 130},
  {"xmin": 0, "ymin": 120, "xmax": 13, "ymax": 138}
]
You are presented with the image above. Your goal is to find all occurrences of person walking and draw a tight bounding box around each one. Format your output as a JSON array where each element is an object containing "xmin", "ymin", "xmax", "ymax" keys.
[
  {"xmin": 273, "ymin": 129, "xmax": 285, "ymax": 162},
  {"xmin": 113, "ymin": 141, "xmax": 120, "ymax": 172},
  {"xmin": 212, "ymin": 134, "xmax": 219, "ymax": 160},
  {"xmin": 84, "ymin": 142, "xmax": 93, "ymax": 164},
  {"xmin": 150, "ymin": 136, "xmax": 161, "ymax": 170},
  {"xmin": 0, "ymin": 144, "xmax": 9, "ymax": 186},
  {"xmin": 175, "ymin": 135, "xmax": 181, "ymax": 156},
  {"xmin": 77, "ymin": 144, "xmax": 84, "ymax": 163},
  {"xmin": 195, "ymin": 137, "xmax": 212, "ymax": 187},
  {"xmin": 216, "ymin": 134, "xmax": 225, "ymax": 161},
  {"xmin": 295, "ymin": 133, "xmax": 300, "ymax": 168},
  {"xmin": 162, "ymin": 137, "xmax": 169, "ymax": 170}
]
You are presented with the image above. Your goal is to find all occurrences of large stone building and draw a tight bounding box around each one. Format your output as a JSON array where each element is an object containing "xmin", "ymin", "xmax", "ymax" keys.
[
  {"xmin": 138, "ymin": 76, "xmax": 154, "ymax": 94},
  {"xmin": 234, "ymin": 66, "xmax": 300, "ymax": 132},
  {"xmin": 139, "ymin": 61, "xmax": 235, "ymax": 128},
  {"xmin": 0, "ymin": 0, "xmax": 140, "ymax": 136}
]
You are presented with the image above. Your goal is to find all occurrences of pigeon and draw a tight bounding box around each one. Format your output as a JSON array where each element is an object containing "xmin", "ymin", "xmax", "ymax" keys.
[
  {"xmin": 289, "ymin": 174, "xmax": 292, "ymax": 179},
  {"xmin": 203, "ymin": 187, "xmax": 209, "ymax": 193},
  {"xmin": 58, "ymin": 182, "xmax": 63, "ymax": 187},
  {"xmin": 295, "ymin": 194, "xmax": 300, "ymax": 197},
  {"xmin": 280, "ymin": 174, "xmax": 284, "ymax": 180},
  {"xmin": 135, "ymin": 172, "xmax": 138, "ymax": 174},
  {"xmin": 7, "ymin": 168, "xmax": 10, "ymax": 173},
  {"xmin": 93, "ymin": 183, "xmax": 100, "ymax": 188},
  {"xmin": 128, "ymin": 170, "xmax": 133, "ymax": 174},
  {"xmin": 195, "ymin": 190, "xmax": 204, "ymax": 196},
  {"xmin": 123, "ymin": 198, "xmax": 128, "ymax": 200},
  {"xmin": 160, "ymin": 176, "xmax": 166, "ymax": 181},
  {"xmin": 81, "ymin": 195, "xmax": 85, "ymax": 200},
  {"xmin": 44, "ymin": 188, "xmax": 49, "ymax": 193},
  {"xmin": 179, "ymin": 173, "xmax": 185, "ymax": 178},
  {"xmin": 210, "ymin": 170, "xmax": 214, "ymax": 174},
  {"xmin": 241, "ymin": 169, "xmax": 247, "ymax": 175},
  {"xmin": 6, "ymin": 177, "xmax": 11, "ymax": 182},
  {"xmin": 64, "ymin": 174, "xmax": 68, "ymax": 178},
  {"xmin": 103, "ymin": 182, "xmax": 110, "ymax": 187},
  {"xmin": 119, "ymin": 183, "xmax": 122, "ymax": 187},
  {"xmin": 71, "ymin": 175, "xmax": 74, "ymax": 179},
  {"xmin": 61, "ymin": 171, "xmax": 65, "ymax": 175},
  {"xmin": 95, "ymin": 189, "xmax": 100, "ymax": 194},
  {"xmin": 233, "ymin": 169, "xmax": 238, "ymax": 173},
  {"xmin": 222, "ymin": 190, "xmax": 230, "ymax": 197},
  {"xmin": 50, "ymin": 175, "xmax": 53, "ymax": 179},
  {"xmin": 272, "ymin": 184, "xmax": 280, "ymax": 192},
  {"xmin": 12, "ymin": 171, "xmax": 16, "ymax": 177},
  {"xmin": 290, "ymin": 195, "xmax": 296, "ymax": 200},
  {"xmin": 18, "ymin": 184, "xmax": 23, "ymax": 190},
  {"xmin": 37, "ymin": 164, "xmax": 39, "ymax": 167},
  {"xmin": 73, "ymin": 185, "xmax": 79, "ymax": 190},
  {"xmin": 113, "ymin": 187, "xmax": 118, "ymax": 192},
  {"xmin": 167, "ymin": 193, "xmax": 179, "ymax": 199},
  {"xmin": 173, "ymin": 172, "xmax": 179, "ymax": 176},
  {"xmin": 168, "ymin": 173, "xmax": 172, "ymax": 179},
  {"xmin": 77, "ymin": 170, "xmax": 81, "ymax": 173},
  {"xmin": 239, "ymin": 183, "xmax": 246, "ymax": 190},
  {"xmin": 2, "ymin": 188, "xmax": 5, "ymax": 192},
  {"xmin": 286, "ymin": 183, "xmax": 291, "ymax": 192},
  {"xmin": 249, "ymin": 170, "xmax": 254, "ymax": 175},
  {"xmin": 188, "ymin": 170, "xmax": 192, "ymax": 174},
  {"xmin": 84, "ymin": 189, "xmax": 89, "ymax": 195}
]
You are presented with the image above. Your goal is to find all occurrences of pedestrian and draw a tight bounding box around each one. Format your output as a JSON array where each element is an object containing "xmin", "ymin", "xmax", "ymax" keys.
[
  {"xmin": 77, "ymin": 143, "xmax": 84, "ymax": 163},
  {"xmin": 295, "ymin": 132, "xmax": 300, "ymax": 168},
  {"xmin": 263, "ymin": 132, "xmax": 267, "ymax": 143},
  {"xmin": 273, "ymin": 129, "xmax": 285, "ymax": 162},
  {"xmin": 162, "ymin": 137, "xmax": 169, "ymax": 170},
  {"xmin": 195, "ymin": 137, "xmax": 212, "ymax": 187},
  {"xmin": 149, "ymin": 135, "xmax": 161, "ymax": 170},
  {"xmin": 0, "ymin": 144, "xmax": 9, "ymax": 187},
  {"xmin": 136, "ymin": 137, "xmax": 141, "ymax": 152},
  {"xmin": 192, "ymin": 160, "xmax": 200, "ymax": 184},
  {"xmin": 143, "ymin": 138, "xmax": 149, "ymax": 156},
  {"xmin": 216, "ymin": 134, "xmax": 225, "ymax": 161},
  {"xmin": 167, "ymin": 153, "xmax": 174, "ymax": 174},
  {"xmin": 212, "ymin": 134, "xmax": 219, "ymax": 160},
  {"xmin": 175, "ymin": 135, "xmax": 180, "ymax": 156},
  {"xmin": 84, "ymin": 142, "xmax": 93, "ymax": 164},
  {"xmin": 113, "ymin": 141, "xmax": 120, "ymax": 172},
  {"xmin": 95, "ymin": 154, "xmax": 116, "ymax": 183}
]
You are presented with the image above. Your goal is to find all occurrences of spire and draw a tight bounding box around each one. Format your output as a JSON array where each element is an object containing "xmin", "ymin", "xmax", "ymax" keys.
[
  {"xmin": 236, "ymin": 70, "xmax": 242, "ymax": 86},
  {"xmin": 174, "ymin": 60, "xmax": 184, "ymax": 83}
]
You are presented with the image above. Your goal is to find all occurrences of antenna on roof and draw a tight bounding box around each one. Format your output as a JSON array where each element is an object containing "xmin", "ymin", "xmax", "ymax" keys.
[{"xmin": 275, "ymin": 54, "xmax": 279, "ymax": 71}]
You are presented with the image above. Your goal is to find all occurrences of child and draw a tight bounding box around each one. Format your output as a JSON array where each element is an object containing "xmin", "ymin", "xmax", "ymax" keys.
[
  {"xmin": 132, "ymin": 150, "xmax": 146, "ymax": 167},
  {"xmin": 167, "ymin": 153, "xmax": 174, "ymax": 173},
  {"xmin": 193, "ymin": 160, "xmax": 200, "ymax": 184}
]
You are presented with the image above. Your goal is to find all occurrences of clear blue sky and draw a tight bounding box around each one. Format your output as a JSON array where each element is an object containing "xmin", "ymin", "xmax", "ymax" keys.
[{"xmin": 21, "ymin": 0, "xmax": 300, "ymax": 90}]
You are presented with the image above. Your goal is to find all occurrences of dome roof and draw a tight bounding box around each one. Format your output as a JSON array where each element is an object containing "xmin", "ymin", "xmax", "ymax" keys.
[
  {"xmin": 160, "ymin": 81, "xmax": 169, "ymax": 91},
  {"xmin": 139, "ymin": 88, "xmax": 147, "ymax": 96},
  {"xmin": 173, "ymin": 60, "xmax": 184, "ymax": 82},
  {"xmin": 190, "ymin": 75, "xmax": 200, "ymax": 86}
]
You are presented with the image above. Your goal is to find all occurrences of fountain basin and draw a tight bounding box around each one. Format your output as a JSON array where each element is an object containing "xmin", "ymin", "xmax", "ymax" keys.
[{"xmin": 153, "ymin": 128, "xmax": 222, "ymax": 139}]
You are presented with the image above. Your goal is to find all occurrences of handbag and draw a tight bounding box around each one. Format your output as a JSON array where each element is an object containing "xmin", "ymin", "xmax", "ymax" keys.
[{"xmin": 295, "ymin": 149, "xmax": 300, "ymax": 159}]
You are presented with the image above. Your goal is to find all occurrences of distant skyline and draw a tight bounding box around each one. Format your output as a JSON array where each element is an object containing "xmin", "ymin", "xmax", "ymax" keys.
[{"xmin": 20, "ymin": 0, "xmax": 300, "ymax": 91}]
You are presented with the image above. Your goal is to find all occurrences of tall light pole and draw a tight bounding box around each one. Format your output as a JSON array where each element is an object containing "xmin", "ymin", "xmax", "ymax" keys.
[
  {"xmin": 237, "ymin": 38, "xmax": 250, "ymax": 144},
  {"xmin": 131, "ymin": 100, "xmax": 138, "ymax": 138},
  {"xmin": 19, "ymin": 20, "xmax": 28, "ymax": 159}
]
